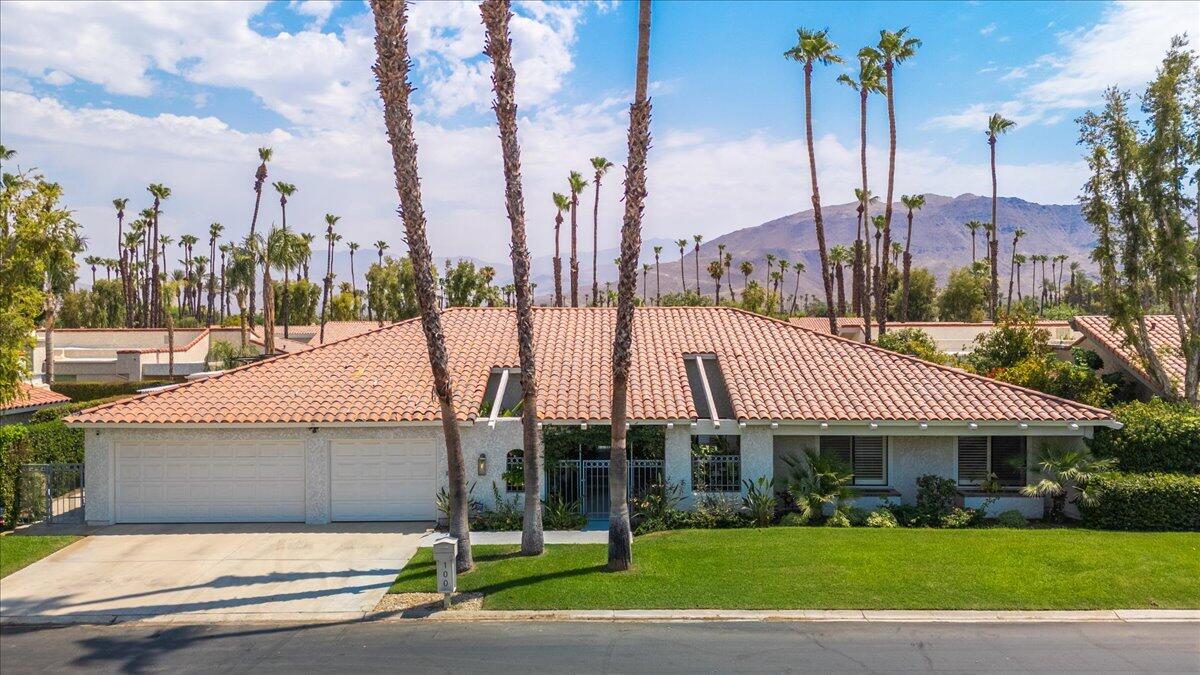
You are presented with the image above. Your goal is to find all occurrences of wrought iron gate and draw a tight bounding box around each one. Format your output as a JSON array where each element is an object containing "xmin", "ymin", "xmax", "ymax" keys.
[
  {"xmin": 548, "ymin": 456, "xmax": 664, "ymax": 519},
  {"xmin": 16, "ymin": 463, "xmax": 85, "ymax": 525}
]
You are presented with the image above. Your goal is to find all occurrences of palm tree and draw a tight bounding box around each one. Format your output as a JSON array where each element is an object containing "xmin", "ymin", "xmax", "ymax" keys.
[
  {"xmin": 482, "ymin": 0, "xmax": 546, "ymax": 555},
  {"xmin": 320, "ymin": 214, "xmax": 339, "ymax": 343},
  {"xmin": 1013, "ymin": 253, "xmax": 1026, "ymax": 301},
  {"xmin": 854, "ymin": 189, "xmax": 874, "ymax": 336},
  {"xmin": 247, "ymin": 147, "xmax": 273, "ymax": 328},
  {"xmin": 986, "ymin": 113, "xmax": 1016, "ymax": 319},
  {"xmin": 1005, "ymin": 227, "xmax": 1026, "ymax": 314},
  {"xmin": 567, "ymin": 170, "xmax": 587, "ymax": 306},
  {"xmin": 692, "ymin": 234, "xmax": 703, "ymax": 294},
  {"xmin": 724, "ymin": 251, "xmax": 736, "ymax": 301},
  {"xmin": 207, "ymin": 222, "xmax": 223, "ymax": 324},
  {"xmin": 607, "ymin": 0, "xmax": 651, "ymax": 572},
  {"xmin": 226, "ymin": 245, "xmax": 255, "ymax": 348},
  {"xmin": 112, "ymin": 198, "xmax": 134, "ymax": 326},
  {"xmin": 1054, "ymin": 254, "xmax": 1068, "ymax": 304},
  {"xmin": 740, "ymin": 260, "xmax": 753, "ymax": 290},
  {"xmin": 146, "ymin": 183, "xmax": 171, "ymax": 326},
  {"xmin": 179, "ymin": 234, "xmax": 199, "ymax": 313},
  {"xmin": 218, "ymin": 243, "xmax": 231, "ymax": 321},
  {"xmin": 765, "ymin": 252, "xmax": 775, "ymax": 288},
  {"xmin": 652, "ymin": 244, "xmax": 663, "ymax": 303},
  {"xmin": 552, "ymin": 192, "xmax": 569, "ymax": 306},
  {"xmin": 1021, "ymin": 443, "xmax": 1115, "ymax": 522},
  {"xmin": 790, "ymin": 261, "xmax": 807, "ymax": 313},
  {"xmin": 82, "ymin": 255, "xmax": 99, "ymax": 287},
  {"xmin": 777, "ymin": 259, "xmax": 790, "ymax": 312},
  {"xmin": 588, "ymin": 156, "xmax": 614, "ymax": 306},
  {"xmin": 830, "ymin": 245, "xmax": 849, "ymax": 315},
  {"xmin": 708, "ymin": 259, "xmax": 723, "ymax": 303},
  {"xmin": 839, "ymin": 51, "xmax": 884, "ymax": 332},
  {"xmin": 862, "ymin": 27, "xmax": 920, "ymax": 335},
  {"xmin": 641, "ymin": 263, "xmax": 650, "ymax": 304},
  {"xmin": 899, "ymin": 193, "xmax": 924, "ymax": 321},
  {"xmin": 965, "ymin": 220, "xmax": 982, "ymax": 262},
  {"xmin": 786, "ymin": 27, "xmax": 843, "ymax": 335},
  {"xmin": 675, "ymin": 238, "xmax": 688, "ymax": 292},
  {"xmin": 372, "ymin": 0, "xmax": 473, "ymax": 572},
  {"xmin": 871, "ymin": 214, "xmax": 885, "ymax": 317}
]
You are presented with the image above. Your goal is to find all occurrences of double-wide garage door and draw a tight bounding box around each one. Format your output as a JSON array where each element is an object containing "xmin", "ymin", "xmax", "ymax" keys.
[{"xmin": 113, "ymin": 439, "xmax": 437, "ymax": 523}]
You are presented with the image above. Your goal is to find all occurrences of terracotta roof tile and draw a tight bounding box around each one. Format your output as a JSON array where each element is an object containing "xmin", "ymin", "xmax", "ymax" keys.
[
  {"xmin": 1072, "ymin": 314, "xmax": 1186, "ymax": 396},
  {"xmin": 788, "ymin": 316, "xmax": 865, "ymax": 334},
  {"xmin": 68, "ymin": 307, "xmax": 1113, "ymax": 425},
  {"xmin": 3, "ymin": 383, "xmax": 70, "ymax": 412}
]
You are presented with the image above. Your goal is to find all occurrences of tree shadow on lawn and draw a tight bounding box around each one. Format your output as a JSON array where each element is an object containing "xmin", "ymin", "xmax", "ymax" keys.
[{"xmin": 397, "ymin": 548, "xmax": 609, "ymax": 600}]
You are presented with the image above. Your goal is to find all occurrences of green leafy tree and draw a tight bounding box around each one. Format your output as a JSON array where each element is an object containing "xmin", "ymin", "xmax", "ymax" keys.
[
  {"xmin": 443, "ymin": 259, "xmax": 501, "ymax": 307},
  {"xmin": 365, "ymin": 256, "xmax": 422, "ymax": 322},
  {"xmin": 992, "ymin": 353, "xmax": 1114, "ymax": 408},
  {"xmin": 889, "ymin": 266, "xmax": 936, "ymax": 321},
  {"xmin": 272, "ymin": 278, "xmax": 320, "ymax": 325},
  {"xmin": 937, "ymin": 263, "xmax": 988, "ymax": 322},
  {"xmin": 875, "ymin": 327, "xmax": 945, "ymax": 364},
  {"xmin": 964, "ymin": 311, "xmax": 1049, "ymax": 374}
]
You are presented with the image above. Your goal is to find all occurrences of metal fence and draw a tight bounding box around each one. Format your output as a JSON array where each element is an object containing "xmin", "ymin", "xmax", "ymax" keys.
[
  {"xmin": 547, "ymin": 457, "xmax": 665, "ymax": 518},
  {"xmin": 692, "ymin": 454, "xmax": 741, "ymax": 493},
  {"xmin": 16, "ymin": 463, "xmax": 85, "ymax": 525}
]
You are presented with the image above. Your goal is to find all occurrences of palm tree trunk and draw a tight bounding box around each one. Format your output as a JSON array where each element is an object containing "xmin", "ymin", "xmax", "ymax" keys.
[
  {"xmin": 803, "ymin": 61, "xmax": 837, "ymax": 334},
  {"xmin": 569, "ymin": 195, "xmax": 579, "ymax": 307},
  {"xmin": 591, "ymin": 174, "xmax": 601, "ymax": 306},
  {"xmin": 1006, "ymin": 238, "xmax": 1017, "ymax": 314},
  {"xmin": 609, "ymin": 0, "xmax": 651, "ymax": 573},
  {"xmin": 553, "ymin": 215, "xmax": 563, "ymax": 306},
  {"xmin": 989, "ymin": 138, "xmax": 999, "ymax": 320},
  {"xmin": 679, "ymin": 249, "xmax": 686, "ymax": 292},
  {"xmin": 654, "ymin": 256, "xmax": 661, "ymax": 303},
  {"xmin": 372, "ymin": 0, "xmax": 473, "ymax": 572},
  {"xmin": 836, "ymin": 264, "xmax": 846, "ymax": 315},
  {"xmin": 857, "ymin": 87, "xmax": 873, "ymax": 342},
  {"xmin": 880, "ymin": 63, "xmax": 897, "ymax": 336},
  {"xmin": 165, "ymin": 296, "xmax": 175, "ymax": 378},
  {"xmin": 248, "ymin": 166, "xmax": 266, "ymax": 330},
  {"xmin": 900, "ymin": 209, "xmax": 913, "ymax": 321},
  {"xmin": 482, "ymin": 0, "xmax": 544, "ymax": 555},
  {"xmin": 694, "ymin": 244, "xmax": 701, "ymax": 295},
  {"xmin": 42, "ymin": 306, "xmax": 55, "ymax": 386}
]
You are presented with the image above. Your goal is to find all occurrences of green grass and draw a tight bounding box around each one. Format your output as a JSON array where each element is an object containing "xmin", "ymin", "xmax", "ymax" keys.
[
  {"xmin": 390, "ymin": 527, "xmax": 1200, "ymax": 610},
  {"xmin": 0, "ymin": 535, "xmax": 80, "ymax": 578}
]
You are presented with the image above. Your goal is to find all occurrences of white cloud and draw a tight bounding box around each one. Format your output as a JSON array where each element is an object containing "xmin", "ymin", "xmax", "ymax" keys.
[
  {"xmin": 998, "ymin": 67, "xmax": 1027, "ymax": 82},
  {"xmin": 42, "ymin": 69, "xmax": 74, "ymax": 86},
  {"xmin": 979, "ymin": 23, "xmax": 997, "ymax": 36},
  {"xmin": 929, "ymin": 1, "xmax": 1197, "ymax": 130},
  {"xmin": 290, "ymin": 0, "xmax": 336, "ymax": 30}
]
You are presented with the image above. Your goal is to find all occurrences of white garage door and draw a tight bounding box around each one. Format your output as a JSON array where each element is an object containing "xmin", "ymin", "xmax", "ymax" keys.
[
  {"xmin": 331, "ymin": 440, "xmax": 437, "ymax": 521},
  {"xmin": 115, "ymin": 441, "xmax": 306, "ymax": 523}
]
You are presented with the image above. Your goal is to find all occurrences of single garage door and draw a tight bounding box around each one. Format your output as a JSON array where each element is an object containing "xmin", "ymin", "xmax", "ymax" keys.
[
  {"xmin": 331, "ymin": 440, "xmax": 437, "ymax": 521},
  {"xmin": 115, "ymin": 440, "xmax": 306, "ymax": 523}
]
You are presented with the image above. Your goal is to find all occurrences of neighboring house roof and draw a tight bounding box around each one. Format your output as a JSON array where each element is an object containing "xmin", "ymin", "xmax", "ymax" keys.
[
  {"xmin": 1072, "ymin": 314, "xmax": 1186, "ymax": 396},
  {"xmin": 68, "ymin": 307, "xmax": 1113, "ymax": 426},
  {"xmin": 2, "ymin": 383, "xmax": 70, "ymax": 413},
  {"xmin": 788, "ymin": 316, "xmax": 865, "ymax": 335},
  {"xmin": 305, "ymin": 321, "xmax": 382, "ymax": 345}
]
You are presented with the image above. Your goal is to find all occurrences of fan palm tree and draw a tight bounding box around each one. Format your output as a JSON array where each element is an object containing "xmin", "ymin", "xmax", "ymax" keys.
[
  {"xmin": 320, "ymin": 214, "xmax": 339, "ymax": 343},
  {"xmin": 854, "ymin": 189, "xmax": 874, "ymax": 336},
  {"xmin": 112, "ymin": 198, "xmax": 134, "ymax": 326},
  {"xmin": 179, "ymin": 234, "xmax": 199, "ymax": 313},
  {"xmin": 871, "ymin": 214, "xmax": 885, "ymax": 315},
  {"xmin": 1021, "ymin": 443, "xmax": 1115, "ymax": 522},
  {"xmin": 83, "ymin": 255, "xmax": 100, "ymax": 287},
  {"xmin": 218, "ymin": 243, "xmax": 231, "ymax": 321},
  {"xmin": 862, "ymin": 27, "xmax": 920, "ymax": 335},
  {"xmin": 641, "ymin": 263, "xmax": 650, "ymax": 304},
  {"xmin": 588, "ymin": 156, "xmax": 614, "ymax": 306},
  {"xmin": 692, "ymin": 234, "xmax": 703, "ymax": 295},
  {"xmin": 829, "ymin": 245, "xmax": 849, "ymax": 315},
  {"xmin": 552, "ymin": 192, "xmax": 569, "ymax": 306},
  {"xmin": 724, "ymin": 251, "xmax": 736, "ymax": 301},
  {"xmin": 777, "ymin": 259, "xmax": 790, "ymax": 311},
  {"xmin": 740, "ymin": 260, "xmax": 753, "ymax": 289},
  {"xmin": 607, "ymin": 0, "xmax": 651, "ymax": 572},
  {"xmin": 372, "ymin": 0, "xmax": 473, "ymax": 572},
  {"xmin": 482, "ymin": 0, "xmax": 546, "ymax": 554},
  {"xmin": 839, "ymin": 51, "xmax": 884, "ymax": 332},
  {"xmin": 786, "ymin": 27, "xmax": 843, "ymax": 335},
  {"xmin": 566, "ymin": 170, "xmax": 587, "ymax": 306},
  {"xmin": 965, "ymin": 220, "xmax": 982, "ymax": 262},
  {"xmin": 985, "ymin": 113, "xmax": 1016, "ymax": 319},
  {"xmin": 146, "ymin": 183, "xmax": 171, "ymax": 325},
  {"xmin": 899, "ymin": 193, "xmax": 924, "ymax": 321},
  {"xmin": 226, "ymin": 245, "xmax": 256, "ymax": 348},
  {"xmin": 675, "ymin": 238, "xmax": 688, "ymax": 292},
  {"xmin": 207, "ymin": 222, "xmax": 223, "ymax": 324},
  {"xmin": 790, "ymin": 261, "xmax": 807, "ymax": 313},
  {"xmin": 652, "ymin": 244, "xmax": 663, "ymax": 303},
  {"xmin": 1054, "ymin": 254, "xmax": 1068, "ymax": 304},
  {"xmin": 708, "ymin": 259, "xmax": 723, "ymax": 303},
  {"xmin": 765, "ymin": 253, "xmax": 775, "ymax": 288},
  {"xmin": 247, "ymin": 147, "xmax": 273, "ymax": 328},
  {"xmin": 1013, "ymin": 253, "xmax": 1026, "ymax": 301},
  {"xmin": 1005, "ymin": 227, "xmax": 1026, "ymax": 314}
]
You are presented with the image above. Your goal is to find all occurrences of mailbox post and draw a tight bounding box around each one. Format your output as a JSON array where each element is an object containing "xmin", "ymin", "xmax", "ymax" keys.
[{"xmin": 432, "ymin": 537, "xmax": 458, "ymax": 609}]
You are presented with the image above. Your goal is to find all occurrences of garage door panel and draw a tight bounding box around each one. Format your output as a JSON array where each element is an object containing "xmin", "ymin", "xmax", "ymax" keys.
[
  {"xmin": 115, "ymin": 440, "xmax": 305, "ymax": 523},
  {"xmin": 331, "ymin": 440, "xmax": 436, "ymax": 521}
]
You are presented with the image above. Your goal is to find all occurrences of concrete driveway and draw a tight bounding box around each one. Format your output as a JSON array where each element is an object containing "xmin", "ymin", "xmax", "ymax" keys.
[{"xmin": 0, "ymin": 523, "xmax": 429, "ymax": 624}]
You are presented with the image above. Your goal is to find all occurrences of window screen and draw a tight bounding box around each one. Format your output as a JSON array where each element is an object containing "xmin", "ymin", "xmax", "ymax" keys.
[
  {"xmin": 957, "ymin": 437, "xmax": 989, "ymax": 484},
  {"xmin": 958, "ymin": 436, "xmax": 1026, "ymax": 487}
]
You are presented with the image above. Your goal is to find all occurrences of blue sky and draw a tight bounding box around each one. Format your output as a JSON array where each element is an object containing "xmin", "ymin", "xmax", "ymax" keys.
[{"xmin": 0, "ymin": 1, "xmax": 1193, "ymax": 264}]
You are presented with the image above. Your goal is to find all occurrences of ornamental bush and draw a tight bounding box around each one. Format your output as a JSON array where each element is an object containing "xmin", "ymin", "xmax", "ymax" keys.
[
  {"xmin": 50, "ymin": 380, "xmax": 174, "ymax": 403},
  {"xmin": 875, "ymin": 328, "xmax": 946, "ymax": 364},
  {"xmin": 824, "ymin": 510, "xmax": 851, "ymax": 527},
  {"xmin": 0, "ymin": 426, "xmax": 32, "ymax": 526},
  {"xmin": 995, "ymin": 509, "xmax": 1029, "ymax": 528},
  {"xmin": 1090, "ymin": 400, "xmax": 1200, "ymax": 474},
  {"xmin": 865, "ymin": 509, "xmax": 898, "ymax": 528},
  {"xmin": 1079, "ymin": 472, "xmax": 1200, "ymax": 531}
]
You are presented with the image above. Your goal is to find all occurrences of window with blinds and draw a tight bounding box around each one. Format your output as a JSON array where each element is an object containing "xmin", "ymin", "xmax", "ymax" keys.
[
  {"xmin": 957, "ymin": 436, "xmax": 1027, "ymax": 487},
  {"xmin": 820, "ymin": 436, "xmax": 887, "ymax": 486}
]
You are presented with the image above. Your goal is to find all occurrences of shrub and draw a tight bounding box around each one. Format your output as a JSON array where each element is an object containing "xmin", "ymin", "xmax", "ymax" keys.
[
  {"xmin": 206, "ymin": 340, "xmax": 258, "ymax": 370},
  {"xmin": 0, "ymin": 426, "xmax": 32, "ymax": 526},
  {"xmin": 992, "ymin": 353, "xmax": 1114, "ymax": 408},
  {"xmin": 845, "ymin": 506, "xmax": 871, "ymax": 527},
  {"xmin": 0, "ymin": 419, "xmax": 83, "ymax": 528},
  {"xmin": 28, "ymin": 395, "xmax": 130, "ymax": 423},
  {"xmin": 995, "ymin": 509, "xmax": 1029, "ymax": 528},
  {"xmin": 24, "ymin": 420, "xmax": 84, "ymax": 465},
  {"xmin": 1022, "ymin": 441, "xmax": 1115, "ymax": 522},
  {"xmin": 783, "ymin": 449, "xmax": 852, "ymax": 524},
  {"xmin": 940, "ymin": 507, "xmax": 979, "ymax": 529},
  {"xmin": 1079, "ymin": 472, "xmax": 1200, "ymax": 531},
  {"xmin": 1090, "ymin": 400, "xmax": 1200, "ymax": 474},
  {"xmin": 50, "ymin": 380, "xmax": 174, "ymax": 402},
  {"xmin": 741, "ymin": 476, "xmax": 778, "ymax": 527},
  {"xmin": 690, "ymin": 494, "xmax": 747, "ymax": 529},
  {"xmin": 875, "ymin": 328, "xmax": 946, "ymax": 364},
  {"xmin": 779, "ymin": 512, "xmax": 809, "ymax": 526},
  {"xmin": 914, "ymin": 474, "xmax": 959, "ymax": 526},
  {"xmin": 865, "ymin": 509, "xmax": 898, "ymax": 528},
  {"xmin": 542, "ymin": 494, "xmax": 586, "ymax": 531},
  {"xmin": 471, "ymin": 484, "xmax": 523, "ymax": 531},
  {"xmin": 824, "ymin": 510, "xmax": 851, "ymax": 527},
  {"xmin": 633, "ymin": 481, "xmax": 689, "ymax": 534}
]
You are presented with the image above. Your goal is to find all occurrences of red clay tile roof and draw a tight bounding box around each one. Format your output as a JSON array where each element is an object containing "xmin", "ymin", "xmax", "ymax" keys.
[
  {"xmin": 1072, "ymin": 314, "xmax": 1186, "ymax": 396},
  {"xmin": 2, "ymin": 383, "xmax": 70, "ymax": 412},
  {"xmin": 788, "ymin": 316, "xmax": 865, "ymax": 334},
  {"xmin": 68, "ymin": 307, "xmax": 1113, "ymax": 426},
  {"xmin": 304, "ymin": 321, "xmax": 382, "ymax": 345}
]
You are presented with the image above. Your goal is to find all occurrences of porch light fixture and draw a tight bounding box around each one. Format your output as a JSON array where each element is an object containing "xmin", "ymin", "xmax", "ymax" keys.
[
  {"xmin": 666, "ymin": 422, "xmax": 675, "ymax": 430},
  {"xmin": 869, "ymin": 422, "xmax": 878, "ymax": 430},
  {"xmin": 739, "ymin": 421, "xmax": 747, "ymax": 428},
  {"xmin": 770, "ymin": 422, "xmax": 778, "ymax": 429},
  {"xmin": 477, "ymin": 453, "xmax": 487, "ymax": 476},
  {"xmin": 820, "ymin": 422, "xmax": 829, "ymax": 429},
  {"xmin": 580, "ymin": 422, "xmax": 588, "ymax": 430}
]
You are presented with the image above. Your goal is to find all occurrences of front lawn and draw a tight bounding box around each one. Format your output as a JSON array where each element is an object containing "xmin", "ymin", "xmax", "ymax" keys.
[
  {"xmin": 0, "ymin": 535, "xmax": 80, "ymax": 578},
  {"xmin": 390, "ymin": 527, "xmax": 1200, "ymax": 610}
]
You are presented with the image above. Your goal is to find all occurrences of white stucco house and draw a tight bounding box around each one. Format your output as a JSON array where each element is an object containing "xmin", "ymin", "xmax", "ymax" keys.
[{"xmin": 66, "ymin": 307, "xmax": 1118, "ymax": 525}]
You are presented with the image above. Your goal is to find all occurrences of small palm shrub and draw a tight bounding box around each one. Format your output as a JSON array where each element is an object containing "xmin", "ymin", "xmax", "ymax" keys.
[
  {"xmin": 741, "ymin": 476, "xmax": 778, "ymax": 527},
  {"xmin": 1022, "ymin": 441, "xmax": 1116, "ymax": 521},
  {"xmin": 995, "ymin": 509, "xmax": 1029, "ymax": 528},
  {"xmin": 865, "ymin": 509, "xmax": 898, "ymax": 528},
  {"xmin": 541, "ymin": 494, "xmax": 586, "ymax": 530},
  {"xmin": 784, "ymin": 449, "xmax": 852, "ymax": 524},
  {"xmin": 824, "ymin": 510, "xmax": 851, "ymax": 527},
  {"xmin": 779, "ymin": 512, "xmax": 809, "ymax": 526}
]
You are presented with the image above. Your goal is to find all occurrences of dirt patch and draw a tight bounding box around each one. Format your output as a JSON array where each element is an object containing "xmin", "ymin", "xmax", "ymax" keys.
[{"xmin": 374, "ymin": 592, "xmax": 485, "ymax": 616}]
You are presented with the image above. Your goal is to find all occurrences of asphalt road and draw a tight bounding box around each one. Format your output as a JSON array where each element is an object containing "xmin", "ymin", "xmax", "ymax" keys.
[{"xmin": 2, "ymin": 621, "xmax": 1198, "ymax": 673}]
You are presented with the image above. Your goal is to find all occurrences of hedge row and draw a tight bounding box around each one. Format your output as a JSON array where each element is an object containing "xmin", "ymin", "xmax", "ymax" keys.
[
  {"xmin": 49, "ymin": 380, "xmax": 175, "ymax": 403},
  {"xmin": 1090, "ymin": 400, "xmax": 1200, "ymax": 474},
  {"xmin": 1080, "ymin": 472, "xmax": 1200, "ymax": 531},
  {"xmin": 28, "ymin": 395, "xmax": 130, "ymax": 424},
  {"xmin": 0, "ymin": 419, "xmax": 85, "ymax": 527}
]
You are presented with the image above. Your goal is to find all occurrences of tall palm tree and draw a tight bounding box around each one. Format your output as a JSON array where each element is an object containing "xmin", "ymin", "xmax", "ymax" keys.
[
  {"xmin": 986, "ymin": 113, "xmax": 1016, "ymax": 319},
  {"xmin": 552, "ymin": 192, "xmax": 569, "ymax": 306},
  {"xmin": 589, "ymin": 156, "xmax": 614, "ymax": 306},
  {"xmin": 567, "ymin": 170, "xmax": 587, "ymax": 306},
  {"xmin": 708, "ymin": 259, "xmax": 723, "ymax": 303},
  {"xmin": 724, "ymin": 251, "xmax": 736, "ymax": 301},
  {"xmin": 218, "ymin": 243, "xmax": 231, "ymax": 321},
  {"xmin": 1054, "ymin": 254, "xmax": 1068, "ymax": 304},
  {"xmin": 146, "ymin": 183, "xmax": 171, "ymax": 326},
  {"xmin": 179, "ymin": 234, "xmax": 199, "ymax": 313},
  {"xmin": 786, "ymin": 27, "xmax": 843, "ymax": 335},
  {"xmin": 790, "ymin": 261, "xmax": 807, "ymax": 313},
  {"xmin": 247, "ymin": 147, "xmax": 273, "ymax": 328},
  {"xmin": 740, "ymin": 260, "xmax": 753, "ymax": 290},
  {"xmin": 482, "ymin": 0, "xmax": 546, "ymax": 555},
  {"xmin": 641, "ymin": 263, "xmax": 650, "ymax": 304},
  {"xmin": 829, "ymin": 245, "xmax": 849, "ymax": 316},
  {"xmin": 207, "ymin": 222, "xmax": 223, "ymax": 324},
  {"xmin": 1005, "ymin": 227, "xmax": 1026, "ymax": 314},
  {"xmin": 871, "ymin": 214, "xmax": 884, "ymax": 318},
  {"xmin": 854, "ymin": 189, "xmax": 874, "ymax": 334},
  {"xmin": 122, "ymin": 229, "xmax": 141, "ymax": 325},
  {"xmin": 372, "ymin": 0, "xmax": 473, "ymax": 571},
  {"xmin": 320, "ymin": 214, "xmax": 339, "ymax": 343},
  {"xmin": 652, "ymin": 244, "xmax": 663, "ymax": 303},
  {"xmin": 862, "ymin": 27, "xmax": 920, "ymax": 335},
  {"xmin": 839, "ymin": 52, "xmax": 884, "ymax": 333},
  {"xmin": 85, "ymin": 255, "xmax": 101, "ymax": 287},
  {"xmin": 608, "ymin": 0, "xmax": 651, "ymax": 573},
  {"xmin": 692, "ymin": 234, "xmax": 704, "ymax": 294},
  {"xmin": 112, "ymin": 198, "xmax": 134, "ymax": 326},
  {"xmin": 965, "ymin": 220, "xmax": 982, "ymax": 262},
  {"xmin": 347, "ymin": 242, "xmax": 360, "ymax": 300},
  {"xmin": 899, "ymin": 193, "xmax": 924, "ymax": 321},
  {"xmin": 765, "ymin": 252, "xmax": 775, "ymax": 288},
  {"xmin": 675, "ymin": 238, "xmax": 688, "ymax": 292},
  {"xmin": 1013, "ymin": 253, "xmax": 1026, "ymax": 301}
]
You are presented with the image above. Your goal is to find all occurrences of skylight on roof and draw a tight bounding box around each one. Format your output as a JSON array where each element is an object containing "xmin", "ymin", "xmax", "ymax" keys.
[
  {"xmin": 684, "ymin": 354, "xmax": 735, "ymax": 422},
  {"xmin": 482, "ymin": 368, "xmax": 524, "ymax": 424}
]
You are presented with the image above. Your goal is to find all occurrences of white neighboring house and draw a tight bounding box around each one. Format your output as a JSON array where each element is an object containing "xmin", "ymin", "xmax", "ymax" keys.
[
  {"xmin": 790, "ymin": 318, "xmax": 1081, "ymax": 356},
  {"xmin": 66, "ymin": 307, "xmax": 1118, "ymax": 526}
]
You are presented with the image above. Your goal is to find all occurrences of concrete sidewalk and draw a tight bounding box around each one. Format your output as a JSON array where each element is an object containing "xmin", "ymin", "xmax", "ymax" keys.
[{"xmin": 394, "ymin": 608, "xmax": 1200, "ymax": 623}]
